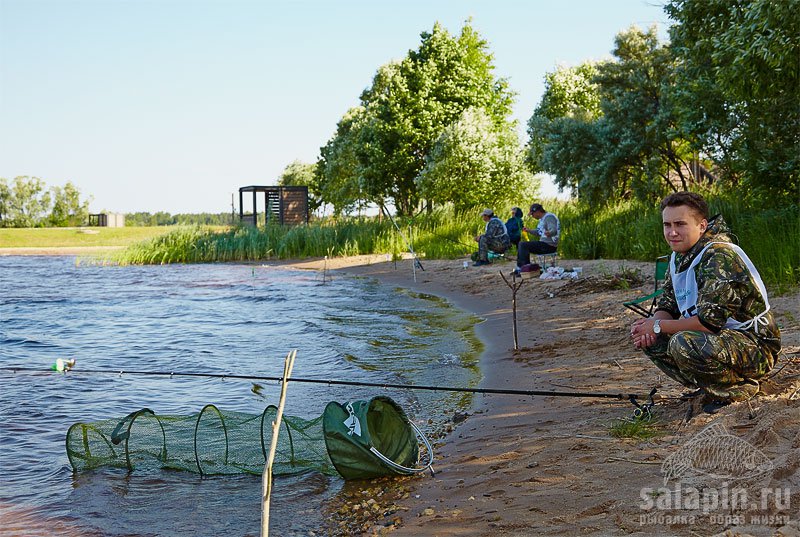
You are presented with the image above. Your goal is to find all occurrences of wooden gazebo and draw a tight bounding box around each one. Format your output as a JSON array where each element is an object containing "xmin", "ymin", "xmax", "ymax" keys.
[{"xmin": 238, "ymin": 186, "xmax": 309, "ymax": 226}]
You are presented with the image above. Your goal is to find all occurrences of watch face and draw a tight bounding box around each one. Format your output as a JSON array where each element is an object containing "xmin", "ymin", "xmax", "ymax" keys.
[{"xmin": 653, "ymin": 321, "xmax": 661, "ymax": 334}]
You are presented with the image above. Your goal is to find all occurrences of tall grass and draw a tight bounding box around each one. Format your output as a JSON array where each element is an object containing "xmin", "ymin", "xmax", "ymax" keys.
[
  {"xmin": 549, "ymin": 194, "xmax": 799, "ymax": 290},
  {"xmin": 115, "ymin": 195, "xmax": 798, "ymax": 288}
]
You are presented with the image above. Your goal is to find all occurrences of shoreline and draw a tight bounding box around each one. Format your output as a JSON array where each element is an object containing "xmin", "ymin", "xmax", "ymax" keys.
[
  {"xmin": 0, "ymin": 246, "xmax": 125, "ymax": 256},
  {"xmin": 327, "ymin": 257, "xmax": 799, "ymax": 536},
  {"xmin": 3, "ymin": 251, "xmax": 798, "ymax": 535}
]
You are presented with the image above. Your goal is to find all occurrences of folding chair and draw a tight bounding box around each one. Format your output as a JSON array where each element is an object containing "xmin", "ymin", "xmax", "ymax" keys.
[
  {"xmin": 623, "ymin": 255, "xmax": 670, "ymax": 317},
  {"xmin": 537, "ymin": 252, "xmax": 558, "ymax": 269}
]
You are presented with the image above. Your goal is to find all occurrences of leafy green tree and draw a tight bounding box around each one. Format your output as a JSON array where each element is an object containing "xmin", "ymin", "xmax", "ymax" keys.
[
  {"xmin": 48, "ymin": 181, "xmax": 91, "ymax": 226},
  {"xmin": 0, "ymin": 178, "xmax": 9, "ymax": 225},
  {"xmin": 592, "ymin": 27, "xmax": 694, "ymax": 194},
  {"xmin": 0, "ymin": 176, "xmax": 52, "ymax": 227},
  {"xmin": 525, "ymin": 61, "xmax": 603, "ymax": 173},
  {"xmin": 666, "ymin": 0, "xmax": 800, "ymax": 196},
  {"xmin": 278, "ymin": 160, "xmax": 322, "ymax": 211},
  {"xmin": 317, "ymin": 107, "xmax": 374, "ymax": 216},
  {"xmin": 418, "ymin": 107, "xmax": 534, "ymax": 212},
  {"xmin": 529, "ymin": 27, "xmax": 697, "ymax": 203},
  {"xmin": 355, "ymin": 21, "xmax": 515, "ymax": 215}
]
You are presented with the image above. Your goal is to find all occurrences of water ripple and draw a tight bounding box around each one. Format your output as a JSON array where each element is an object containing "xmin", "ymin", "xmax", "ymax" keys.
[{"xmin": 0, "ymin": 256, "xmax": 480, "ymax": 536}]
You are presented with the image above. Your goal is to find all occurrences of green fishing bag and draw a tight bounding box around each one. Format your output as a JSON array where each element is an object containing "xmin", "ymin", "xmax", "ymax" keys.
[{"xmin": 323, "ymin": 396, "xmax": 430, "ymax": 480}]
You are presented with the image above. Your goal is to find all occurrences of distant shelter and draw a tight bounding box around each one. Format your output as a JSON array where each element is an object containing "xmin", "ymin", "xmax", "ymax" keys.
[
  {"xmin": 89, "ymin": 213, "xmax": 125, "ymax": 227},
  {"xmin": 238, "ymin": 186, "xmax": 308, "ymax": 227}
]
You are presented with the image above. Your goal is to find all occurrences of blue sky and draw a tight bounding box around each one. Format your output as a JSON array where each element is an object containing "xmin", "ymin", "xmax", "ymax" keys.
[{"xmin": 0, "ymin": 0, "xmax": 670, "ymax": 213}]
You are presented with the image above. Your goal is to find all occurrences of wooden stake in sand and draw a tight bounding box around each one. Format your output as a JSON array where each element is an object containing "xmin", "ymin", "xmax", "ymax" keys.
[
  {"xmin": 261, "ymin": 349, "xmax": 297, "ymax": 537},
  {"xmin": 499, "ymin": 271, "xmax": 524, "ymax": 351}
]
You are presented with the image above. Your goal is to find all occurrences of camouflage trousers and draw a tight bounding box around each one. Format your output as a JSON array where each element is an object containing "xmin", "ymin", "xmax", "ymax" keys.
[
  {"xmin": 643, "ymin": 329, "xmax": 776, "ymax": 401},
  {"xmin": 477, "ymin": 234, "xmax": 510, "ymax": 262}
]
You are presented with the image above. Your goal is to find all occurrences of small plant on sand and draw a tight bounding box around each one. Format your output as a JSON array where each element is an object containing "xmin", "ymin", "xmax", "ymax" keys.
[{"xmin": 609, "ymin": 415, "xmax": 663, "ymax": 441}]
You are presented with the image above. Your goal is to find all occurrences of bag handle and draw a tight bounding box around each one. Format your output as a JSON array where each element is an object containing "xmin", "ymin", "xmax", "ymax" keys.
[{"xmin": 368, "ymin": 420, "xmax": 435, "ymax": 476}]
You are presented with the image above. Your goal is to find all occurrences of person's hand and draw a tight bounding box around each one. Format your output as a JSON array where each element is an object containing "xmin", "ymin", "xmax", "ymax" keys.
[{"xmin": 630, "ymin": 318, "xmax": 656, "ymax": 349}]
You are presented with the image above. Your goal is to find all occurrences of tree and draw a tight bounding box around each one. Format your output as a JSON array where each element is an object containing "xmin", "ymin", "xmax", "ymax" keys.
[
  {"xmin": 417, "ymin": 107, "xmax": 534, "ymax": 212},
  {"xmin": 278, "ymin": 160, "xmax": 322, "ymax": 211},
  {"xmin": 355, "ymin": 21, "xmax": 515, "ymax": 215},
  {"xmin": 317, "ymin": 106, "xmax": 374, "ymax": 216},
  {"xmin": 591, "ymin": 26, "xmax": 694, "ymax": 196},
  {"xmin": 666, "ymin": 0, "xmax": 800, "ymax": 196},
  {"xmin": 48, "ymin": 181, "xmax": 91, "ymax": 226},
  {"xmin": 525, "ymin": 61, "xmax": 603, "ymax": 174},
  {"xmin": 529, "ymin": 27, "xmax": 698, "ymax": 204},
  {"xmin": 0, "ymin": 179, "xmax": 9, "ymax": 225},
  {"xmin": 0, "ymin": 176, "xmax": 52, "ymax": 227}
]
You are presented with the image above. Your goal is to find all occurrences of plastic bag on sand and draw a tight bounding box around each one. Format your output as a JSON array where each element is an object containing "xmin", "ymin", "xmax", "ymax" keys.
[{"xmin": 540, "ymin": 266, "xmax": 580, "ymax": 280}]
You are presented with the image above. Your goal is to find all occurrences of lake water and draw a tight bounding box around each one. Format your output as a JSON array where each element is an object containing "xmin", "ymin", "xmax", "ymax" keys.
[{"xmin": 0, "ymin": 256, "xmax": 481, "ymax": 536}]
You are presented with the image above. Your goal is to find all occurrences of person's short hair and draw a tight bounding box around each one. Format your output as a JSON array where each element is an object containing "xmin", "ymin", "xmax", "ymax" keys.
[
  {"xmin": 529, "ymin": 203, "xmax": 545, "ymax": 215},
  {"xmin": 660, "ymin": 192, "xmax": 709, "ymax": 220}
]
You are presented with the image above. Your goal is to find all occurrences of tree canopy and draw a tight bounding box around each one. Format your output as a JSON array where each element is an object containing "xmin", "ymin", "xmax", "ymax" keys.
[
  {"xmin": 665, "ymin": 0, "xmax": 800, "ymax": 196},
  {"xmin": 0, "ymin": 176, "xmax": 90, "ymax": 227},
  {"xmin": 527, "ymin": 3, "xmax": 799, "ymax": 205},
  {"xmin": 418, "ymin": 107, "xmax": 533, "ymax": 212},
  {"xmin": 317, "ymin": 21, "xmax": 518, "ymax": 215}
]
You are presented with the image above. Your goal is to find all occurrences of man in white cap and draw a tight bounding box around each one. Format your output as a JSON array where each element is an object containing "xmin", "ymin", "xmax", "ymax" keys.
[{"xmin": 474, "ymin": 208, "xmax": 510, "ymax": 266}]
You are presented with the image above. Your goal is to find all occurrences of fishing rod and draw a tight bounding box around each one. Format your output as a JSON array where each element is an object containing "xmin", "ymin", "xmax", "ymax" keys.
[
  {"xmin": 0, "ymin": 365, "xmax": 655, "ymax": 409},
  {"xmin": 381, "ymin": 204, "xmax": 424, "ymax": 272}
]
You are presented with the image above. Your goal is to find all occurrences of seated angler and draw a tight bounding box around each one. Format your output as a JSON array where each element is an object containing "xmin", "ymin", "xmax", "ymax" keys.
[
  {"xmin": 473, "ymin": 208, "xmax": 510, "ymax": 267},
  {"xmin": 630, "ymin": 192, "xmax": 781, "ymax": 413},
  {"xmin": 505, "ymin": 207, "xmax": 524, "ymax": 248},
  {"xmin": 517, "ymin": 203, "xmax": 559, "ymax": 268}
]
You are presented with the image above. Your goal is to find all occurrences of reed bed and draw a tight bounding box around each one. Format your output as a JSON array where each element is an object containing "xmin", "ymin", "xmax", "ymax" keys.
[{"xmin": 114, "ymin": 195, "xmax": 798, "ymax": 289}]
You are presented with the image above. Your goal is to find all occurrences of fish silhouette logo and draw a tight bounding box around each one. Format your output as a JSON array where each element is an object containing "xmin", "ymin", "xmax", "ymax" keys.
[
  {"xmin": 661, "ymin": 423, "xmax": 773, "ymax": 485},
  {"xmin": 343, "ymin": 402, "xmax": 362, "ymax": 437}
]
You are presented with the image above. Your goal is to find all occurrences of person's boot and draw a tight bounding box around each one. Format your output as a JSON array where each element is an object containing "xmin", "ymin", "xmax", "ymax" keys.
[{"xmin": 701, "ymin": 399, "xmax": 732, "ymax": 414}]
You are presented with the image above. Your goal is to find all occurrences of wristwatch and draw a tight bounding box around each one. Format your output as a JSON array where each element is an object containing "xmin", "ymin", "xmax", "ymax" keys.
[{"xmin": 653, "ymin": 319, "xmax": 662, "ymax": 334}]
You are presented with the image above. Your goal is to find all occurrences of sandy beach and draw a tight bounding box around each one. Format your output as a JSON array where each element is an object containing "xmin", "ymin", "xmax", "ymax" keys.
[{"xmin": 290, "ymin": 254, "xmax": 800, "ymax": 537}]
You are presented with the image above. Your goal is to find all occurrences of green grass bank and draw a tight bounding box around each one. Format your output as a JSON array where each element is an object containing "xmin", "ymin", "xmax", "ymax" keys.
[
  {"xmin": 0, "ymin": 226, "xmax": 198, "ymax": 248},
  {"xmin": 111, "ymin": 194, "xmax": 798, "ymax": 289}
]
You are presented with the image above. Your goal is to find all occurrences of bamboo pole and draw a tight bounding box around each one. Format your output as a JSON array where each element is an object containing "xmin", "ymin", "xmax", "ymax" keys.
[{"xmin": 261, "ymin": 349, "xmax": 297, "ymax": 537}]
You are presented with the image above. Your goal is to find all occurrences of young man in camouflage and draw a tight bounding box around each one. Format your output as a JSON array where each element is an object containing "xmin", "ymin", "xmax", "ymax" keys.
[
  {"xmin": 473, "ymin": 208, "xmax": 510, "ymax": 266},
  {"xmin": 630, "ymin": 192, "xmax": 780, "ymax": 411}
]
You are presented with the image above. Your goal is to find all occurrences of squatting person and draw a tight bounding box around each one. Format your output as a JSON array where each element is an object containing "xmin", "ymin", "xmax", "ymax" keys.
[{"xmin": 630, "ymin": 192, "xmax": 780, "ymax": 412}]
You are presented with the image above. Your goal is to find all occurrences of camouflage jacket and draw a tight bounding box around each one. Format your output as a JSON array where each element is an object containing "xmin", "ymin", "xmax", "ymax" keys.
[
  {"xmin": 655, "ymin": 215, "xmax": 781, "ymax": 354},
  {"xmin": 484, "ymin": 217, "xmax": 509, "ymax": 242}
]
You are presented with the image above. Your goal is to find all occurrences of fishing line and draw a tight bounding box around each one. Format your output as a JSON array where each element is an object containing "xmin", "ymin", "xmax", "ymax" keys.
[
  {"xmin": 381, "ymin": 204, "xmax": 424, "ymax": 272},
  {"xmin": 0, "ymin": 366, "xmax": 649, "ymax": 402}
]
